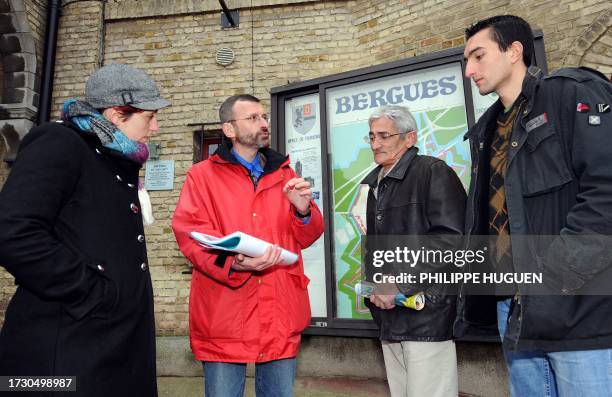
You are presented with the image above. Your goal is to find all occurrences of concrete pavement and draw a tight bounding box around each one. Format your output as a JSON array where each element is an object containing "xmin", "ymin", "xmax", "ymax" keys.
[
  {"xmin": 158, "ymin": 376, "xmax": 390, "ymax": 397},
  {"xmin": 158, "ymin": 376, "xmax": 482, "ymax": 397}
]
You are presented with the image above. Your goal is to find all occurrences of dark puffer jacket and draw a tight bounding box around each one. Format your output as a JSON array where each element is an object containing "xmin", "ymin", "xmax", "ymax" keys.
[{"xmin": 455, "ymin": 67, "xmax": 612, "ymax": 352}]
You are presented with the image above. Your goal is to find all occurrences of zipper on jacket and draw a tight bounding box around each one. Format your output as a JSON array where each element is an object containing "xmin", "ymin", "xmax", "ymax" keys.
[
  {"xmin": 506, "ymin": 104, "xmax": 526, "ymax": 297},
  {"xmin": 248, "ymin": 173, "xmax": 258, "ymax": 191},
  {"xmin": 459, "ymin": 138, "xmax": 482, "ymax": 304}
]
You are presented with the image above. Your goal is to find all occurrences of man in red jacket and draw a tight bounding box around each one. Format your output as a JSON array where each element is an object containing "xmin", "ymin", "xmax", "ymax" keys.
[{"xmin": 172, "ymin": 94, "xmax": 324, "ymax": 397}]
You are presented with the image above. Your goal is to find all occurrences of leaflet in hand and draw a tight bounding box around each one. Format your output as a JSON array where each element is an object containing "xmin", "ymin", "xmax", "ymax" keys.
[{"xmin": 190, "ymin": 231, "xmax": 298, "ymax": 265}]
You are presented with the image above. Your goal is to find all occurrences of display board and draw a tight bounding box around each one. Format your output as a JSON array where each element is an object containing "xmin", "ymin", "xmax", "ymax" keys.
[
  {"xmin": 326, "ymin": 62, "xmax": 470, "ymax": 319},
  {"xmin": 284, "ymin": 93, "xmax": 327, "ymax": 318},
  {"xmin": 271, "ymin": 34, "xmax": 546, "ymax": 336}
]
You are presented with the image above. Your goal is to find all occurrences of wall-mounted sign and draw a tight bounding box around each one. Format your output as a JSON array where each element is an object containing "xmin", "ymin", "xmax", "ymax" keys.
[{"xmin": 145, "ymin": 160, "xmax": 175, "ymax": 190}]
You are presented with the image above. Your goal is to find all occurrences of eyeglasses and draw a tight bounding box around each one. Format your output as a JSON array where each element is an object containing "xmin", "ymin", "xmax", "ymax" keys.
[
  {"xmin": 226, "ymin": 114, "xmax": 270, "ymax": 124},
  {"xmin": 363, "ymin": 131, "xmax": 406, "ymax": 144}
]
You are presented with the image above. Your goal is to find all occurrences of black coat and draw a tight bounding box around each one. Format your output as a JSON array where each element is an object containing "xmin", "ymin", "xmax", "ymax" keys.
[
  {"xmin": 0, "ymin": 122, "xmax": 157, "ymax": 396},
  {"xmin": 456, "ymin": 66, "xmax": 612, "ymax": 352},
  {"xmin": 361, "ymin": 147, "xmax": 466, "ymax": 341}
]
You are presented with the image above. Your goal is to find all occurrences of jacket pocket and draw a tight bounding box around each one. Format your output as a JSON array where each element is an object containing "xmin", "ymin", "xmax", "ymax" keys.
[
  {"xmin": 375, "ymin": 203, "xmax": 425, "ymax": 234},
  {"xmin": 90, "ymin": 274, "xmax": 120, "ymax": 320},
  {"xmin": 192, "ymin": 274, "xmax": 244, "ymax": 340},
  {"xmin": 516, "ymin": 124, "xmax": 573, "ymax": 197},
  {"xmin": 283, "ymin": 272, "xmax": 311, "ymax": 335},
  {"xmin": 63, "ymin": 263, "xmax": 120, "ymax": 321}
]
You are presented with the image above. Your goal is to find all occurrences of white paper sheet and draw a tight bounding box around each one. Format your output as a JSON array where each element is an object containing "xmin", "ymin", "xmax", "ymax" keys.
[{"xmin": 190, "ymin": 231, "xmax": 298, "ymax": 265}]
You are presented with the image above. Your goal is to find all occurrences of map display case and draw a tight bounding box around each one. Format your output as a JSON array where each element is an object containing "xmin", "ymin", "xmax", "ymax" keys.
[{"xmin": 271, "ymin": 36, "xmax": 547, "ymax": 338}]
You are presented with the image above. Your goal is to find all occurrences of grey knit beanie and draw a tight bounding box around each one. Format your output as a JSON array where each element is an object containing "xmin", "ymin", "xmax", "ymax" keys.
[{"xmin": 85, "ymin": 64, "xmax": 170, "ymax": 110}]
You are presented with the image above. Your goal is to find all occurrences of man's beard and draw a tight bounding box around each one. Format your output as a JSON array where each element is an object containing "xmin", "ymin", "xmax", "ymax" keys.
[{"xmin": 235, "ymin": 131, "xmax": 270, "ymax": 149}]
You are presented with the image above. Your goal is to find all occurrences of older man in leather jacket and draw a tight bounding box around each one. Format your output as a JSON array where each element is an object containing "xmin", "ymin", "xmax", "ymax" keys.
[{"xmin": 361, "ymin": 105, "xmax": 466, "ymax": 397}]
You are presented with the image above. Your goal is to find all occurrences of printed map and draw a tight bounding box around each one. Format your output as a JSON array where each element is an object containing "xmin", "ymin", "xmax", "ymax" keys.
[{"xmin": 331, "ymin": 105, "xmax": 471, "ymax": 318}]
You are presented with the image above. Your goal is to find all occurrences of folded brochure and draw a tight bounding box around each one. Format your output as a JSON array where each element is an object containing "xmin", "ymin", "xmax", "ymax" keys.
[{"xmin": 190, "ymin": 231, "xmax": 298, "ymax": 265}]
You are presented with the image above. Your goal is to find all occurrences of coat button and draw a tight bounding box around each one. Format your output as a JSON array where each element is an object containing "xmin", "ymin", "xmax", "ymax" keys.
[
  {"xmin": 116, "ymin": 175, "xmax": 123, "ymax": 182},
  {"xmin": 259, "ymin": 353, "xmax": 264, "ymax": 358},
  {"xmin": 95, "ymin": 148, "xmax": 101, "ymax": 155},
  {"xmin": 252, "ymin": 213, "xmax": 257, "ymax": 217},
  {"xmin": 511, "ymin": 141, "xmax": 518, "ymax": 148},
  {"xmin": 130, "ymin": 203, "xmax": 140, "ymax": 213},
  {"xmin": 376, "ymin": 214, "xmax": 382, "ymax": 221},
  {"xmin": 97, "ymin": 264, "xmax": 105, "ymax": 272},
  {"xmin": 137, "ymin": 234, "xmax": 145, "ymax": 243},
  {"xmin": 127, "ymin": 183, "xmax": 135, "ymax": 188},
  {"xmin": 141, "ymin": 262, "xmax": 148, "ymax": 271}
]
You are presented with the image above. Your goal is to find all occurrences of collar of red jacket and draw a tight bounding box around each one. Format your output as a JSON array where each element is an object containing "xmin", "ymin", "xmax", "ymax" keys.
[{"xmin": 211, "ymin": 138, "xmax": 289, "ymax": 175}]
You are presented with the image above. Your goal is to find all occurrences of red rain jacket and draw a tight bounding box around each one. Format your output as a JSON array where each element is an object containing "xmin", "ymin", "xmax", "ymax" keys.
[{"xmin": 172, "ymin": 142, "xmax": 324, "ymax": 362}]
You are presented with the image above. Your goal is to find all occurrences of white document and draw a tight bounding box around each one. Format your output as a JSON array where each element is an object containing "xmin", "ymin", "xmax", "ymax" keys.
[{"xmin": 190, "ymin": 231, "xmax": 298, "ymax": 265}]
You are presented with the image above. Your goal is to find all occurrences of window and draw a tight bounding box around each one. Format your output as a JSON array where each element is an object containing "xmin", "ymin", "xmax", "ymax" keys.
[{"xmin": 193, "ymin": 129, "xmax": 222, "ymax": 163}]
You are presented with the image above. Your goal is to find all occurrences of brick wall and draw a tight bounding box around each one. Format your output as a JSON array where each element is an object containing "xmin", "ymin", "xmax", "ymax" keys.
[
  {"xmin": 1, "ymin": 0, "xmax": 610, "ymax": 333},
  {"xmin": 348, "ymin": 0, "xmax": 612, "ymax": 71},
  {"xmin": 0, "ymin": 143, "xmax": 13, "ymax": 327},
  {"xmin": 50, "ymin": 1, "xmax": 104, "ymax": 120},
  {"xmin": 101, "ymin": 0, "xmax": 362, "ymax": 335},
  {"xmin": 0, "ymin": 146, "xmax": 10, "ymax": 193},
  {"xmin": 24, "ymin": 0, "xmax": 47, "ymax": 75},
  {"xmin": 0, "ymin": 0, "xmax": 48, "ymax": 326}
]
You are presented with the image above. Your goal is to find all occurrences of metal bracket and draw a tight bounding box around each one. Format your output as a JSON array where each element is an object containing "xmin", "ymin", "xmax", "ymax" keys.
[
  {"xmin": 221, "ymin": 10, "xmax": 239, "ymax": 28},
  {"xmin": 219, "ymin": 0, "xmax": 239, "ymax": 28}
]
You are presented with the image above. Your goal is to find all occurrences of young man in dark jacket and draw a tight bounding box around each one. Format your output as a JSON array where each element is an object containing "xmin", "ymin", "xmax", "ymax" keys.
[
  {"xmin": 361, "ymin": 105, "xmax": 466, "ymax": 397},
  {"xmin": 457, "ymin": 15, "xmax": 612, "ymax": 396}
]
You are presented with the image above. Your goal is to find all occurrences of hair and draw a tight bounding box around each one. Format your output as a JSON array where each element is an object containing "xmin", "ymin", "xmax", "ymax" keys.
[
  {"xmin": 465, "ymin": 15, "xmax": 534, "ymax": 67},
  {"xmin": 108, "ymin": 105, "xmax": 145, "ymax": 120},
  {"xmin": 219, "ymin": 94, "xmax": 261, "ymax": 123},
  {"xmin": 368, "ymin": 105, "xmax": 417, "ymax": 139}
]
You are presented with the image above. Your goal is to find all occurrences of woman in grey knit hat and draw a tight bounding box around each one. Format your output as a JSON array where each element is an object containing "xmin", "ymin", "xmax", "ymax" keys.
[{"xmin": 0, "ymin": 63, "xmax": 170, "ymax": 397}]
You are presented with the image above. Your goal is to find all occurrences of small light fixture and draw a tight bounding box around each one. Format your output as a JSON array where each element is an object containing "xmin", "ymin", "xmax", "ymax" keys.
[{"xmin": 147, "ymin": 141, "xmax": 161, "ymax": 160}]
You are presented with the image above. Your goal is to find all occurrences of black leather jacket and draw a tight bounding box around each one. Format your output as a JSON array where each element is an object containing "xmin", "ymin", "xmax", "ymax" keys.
[
  {"xmin": 455, "ymin": 67, "xmax": 612, "ymax": 352},
  {"xmin": 361, "ymin": 147, "xmax": 466, "ymax": 341}
]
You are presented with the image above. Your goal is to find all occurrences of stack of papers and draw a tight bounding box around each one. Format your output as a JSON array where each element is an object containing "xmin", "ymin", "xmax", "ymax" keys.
[{"xmin": 190, "ymin": 231, "xmax": 298, "ymax": 265}]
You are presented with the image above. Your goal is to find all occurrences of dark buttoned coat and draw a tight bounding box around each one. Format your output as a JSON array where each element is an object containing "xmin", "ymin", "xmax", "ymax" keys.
[{"xmin": 0, "ymin": 121, "xmax": 157, "ymax": 396}]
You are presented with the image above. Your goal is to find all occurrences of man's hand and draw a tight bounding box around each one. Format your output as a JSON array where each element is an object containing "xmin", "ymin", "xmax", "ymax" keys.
[
  {"xmin": 231, "ymin": 245, "xmax": 282, "ymax": 272},
  {"xmin": 370, "ymin": 294, "xmax": 396, "ymax": 310},
  {"xmin": 369, "ymin": 281, "xmax": 400, "ymax": 310},
  {"xmin": 283, "ymin": 177, "xmax": 312, "ymax": 215}
]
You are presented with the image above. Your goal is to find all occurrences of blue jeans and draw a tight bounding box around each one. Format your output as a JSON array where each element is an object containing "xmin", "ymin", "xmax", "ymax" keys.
[
  {"xmin": 498, "ymin": 299, "xmax": 612, "ymax": 397},
  {"xmin": 203, "ymin": 358, "xmax": 297, "ymax": 397}
]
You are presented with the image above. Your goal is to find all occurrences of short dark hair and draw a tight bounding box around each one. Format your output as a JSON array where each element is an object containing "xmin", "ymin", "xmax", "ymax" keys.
[
  {"xmin": 110, "ymin": 105, "xmax": 146, "ymax": 120},
  {"xmin": 219, "ymin": 94, "xmax": 260, "ymax": 123},
  {"xmin": 465, "ymin": 15, "xmax": 534, "ymax": 66}
]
